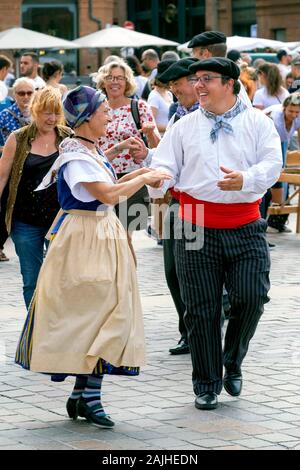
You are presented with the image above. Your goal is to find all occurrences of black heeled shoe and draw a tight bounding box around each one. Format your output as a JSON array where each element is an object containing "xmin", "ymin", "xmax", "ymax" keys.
[
  {"xmin": 77, "ymin": 397, "xmax": 115, "ymax": 428},
  {"xmin": 66, "ymin": 397, "xmax": 79, "ymax": 420}
]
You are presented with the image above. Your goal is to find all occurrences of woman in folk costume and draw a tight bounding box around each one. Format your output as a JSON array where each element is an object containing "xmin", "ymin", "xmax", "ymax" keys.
[{"xmin": 15, "ymin": 86, "xmax": 171, "ymax": 428}]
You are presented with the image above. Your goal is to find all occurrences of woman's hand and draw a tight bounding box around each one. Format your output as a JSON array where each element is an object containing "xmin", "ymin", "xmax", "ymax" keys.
[
  {"xmin": 140, "ymin": 122, "xmax": 161, "ymax": 148},
  {"xmin": 142, "ymin": 169, "xmax": 172, "ymax": 188},
  {"xmin": 141, "ymin": 122, "xmax": 156, "ymax": 136}
]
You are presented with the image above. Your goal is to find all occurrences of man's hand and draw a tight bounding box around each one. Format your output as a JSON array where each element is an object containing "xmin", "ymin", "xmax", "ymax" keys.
[{"xmin": 217, "ymin": 166, "xmax": 243, "ymax": 191}]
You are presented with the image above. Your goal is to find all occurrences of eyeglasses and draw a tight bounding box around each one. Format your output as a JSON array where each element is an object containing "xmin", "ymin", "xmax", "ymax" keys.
[
  {"xmin": 16, "ymin": 91, "xmax": 34, "ymax": 96},
  {"xmin": 188, "ymin": 75, "xmax": 229, "ymax": 85},
  {"xmin": 104, "ymin": 75, "xmax": 126, "ymax": 82}
]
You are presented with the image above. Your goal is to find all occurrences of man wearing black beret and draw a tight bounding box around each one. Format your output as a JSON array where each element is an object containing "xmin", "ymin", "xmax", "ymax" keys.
[
  {"xmin": 188, "ymin": 56, "xmax": 240, "ymax": 80},
  {"xmin": 188, "ymin": 31, "xmax": 227, "ymax": 61},
  {"xmin": 187, "ymin": 30, "xmax": 251, "ymax": 107},
  {"xmin": 154, "ymin": 57, "xmax": 199, "ymax": 356},
  {"xmin": 148, "ymin": 57, "xmax": 282, "ymax": 410}
]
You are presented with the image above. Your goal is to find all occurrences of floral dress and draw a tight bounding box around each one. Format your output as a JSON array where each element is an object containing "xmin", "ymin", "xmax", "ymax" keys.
[{"xmin": 99, "ymin": 99, "xmax": 155, "ymax": 174}]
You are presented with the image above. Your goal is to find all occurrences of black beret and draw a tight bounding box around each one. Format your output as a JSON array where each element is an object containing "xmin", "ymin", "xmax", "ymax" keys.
[
  {"xmin": 156, "ymin": 59, "xmax": 177, "ymax": 81},
  {"xmin": 188, "ymin": 31, "xmax": 226, "ymax": 48},
  {"xmin": 189, "ymin": 57, "xmax": 240, "ymax": 79},
  {"xmin": 226, "ymin": 49, "xmax": 241, "ymax": 62},
  {"xmin": 158, "ymin": 58, "xmax": 199, "ymax": 83}
]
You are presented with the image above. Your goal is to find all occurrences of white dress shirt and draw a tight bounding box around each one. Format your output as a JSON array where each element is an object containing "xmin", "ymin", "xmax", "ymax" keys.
[{"xmin": 148, "ymin": 107, "xmax": 282, "ymax": 203}]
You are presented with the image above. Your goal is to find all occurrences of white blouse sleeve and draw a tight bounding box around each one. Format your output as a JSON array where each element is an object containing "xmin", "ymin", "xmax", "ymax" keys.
[
  {"xmin": 63, "ymin": 159, "xmax": 113, "ymax": 202},
  {"xmin": 147, "ymin": 90, "xmax": 160, "ymax": 109},
  {"xmin": 252, "ymin": 88, "xmax": 264, "ymax": 107}
]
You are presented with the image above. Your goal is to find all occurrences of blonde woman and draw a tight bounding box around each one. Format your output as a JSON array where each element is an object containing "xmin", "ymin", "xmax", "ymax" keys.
[{"xmin": 0, "ymin": 87, "xmax": 72, "ymax": 308}]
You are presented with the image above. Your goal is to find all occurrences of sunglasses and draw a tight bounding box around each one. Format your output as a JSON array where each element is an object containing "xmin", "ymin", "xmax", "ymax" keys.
[{"xmin": 16, "ymin": 91, "xmax": 34, "ymax": 97}]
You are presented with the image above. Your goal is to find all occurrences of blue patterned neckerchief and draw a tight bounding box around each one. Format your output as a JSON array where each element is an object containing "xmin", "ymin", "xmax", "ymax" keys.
[
  {"xmin": 176, "ymin": 101, "xmax": 199, "ymax": 118},
  {"xmin": 200, "ymin": 98, "xmax": 247, "ymax": 143}
]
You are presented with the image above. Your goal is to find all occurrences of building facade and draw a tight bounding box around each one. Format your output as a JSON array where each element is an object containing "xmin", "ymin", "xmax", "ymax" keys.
[
  {"xmin": 127, "ymin": 0, "xmax": 300, "ymax": 43},
  {"xmin": 256, "ymin": 0, "xmax": 300, "ymax": 41},
  {"xmin": 0, "ymin": 0, "xmax": 116, "ymax": 75}
]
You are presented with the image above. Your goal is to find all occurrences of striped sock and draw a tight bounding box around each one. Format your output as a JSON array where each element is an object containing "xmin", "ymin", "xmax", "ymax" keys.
[
  {"xmin": 82, "ymin": 375, "xmax": 106, "ymax": 417},
  {"xmin": 70, "ymin": 375, "xmax": 88, "ymax": 400}
]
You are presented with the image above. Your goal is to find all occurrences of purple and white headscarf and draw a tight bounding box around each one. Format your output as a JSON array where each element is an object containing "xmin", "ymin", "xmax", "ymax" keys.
[{"xmin": 63, "ymin": 85, "xmax": 106, "ymax": 129}]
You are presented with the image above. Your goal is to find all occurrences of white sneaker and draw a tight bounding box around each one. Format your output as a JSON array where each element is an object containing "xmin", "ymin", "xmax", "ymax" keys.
[{"xmin": 267, "ymin": 226, "xmax": 279, "ymax": 234}]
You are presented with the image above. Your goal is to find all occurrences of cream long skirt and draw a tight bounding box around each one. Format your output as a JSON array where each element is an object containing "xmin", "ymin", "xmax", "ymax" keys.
[{"xmin": 29, "ymin": 210, "xmax": 145, "ymax": 374}]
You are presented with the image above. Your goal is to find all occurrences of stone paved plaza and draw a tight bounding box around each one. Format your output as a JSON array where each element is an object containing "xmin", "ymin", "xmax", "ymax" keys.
[{"xmin": 0, "ymin": 217, "xmax": 300, "ymax": 451}]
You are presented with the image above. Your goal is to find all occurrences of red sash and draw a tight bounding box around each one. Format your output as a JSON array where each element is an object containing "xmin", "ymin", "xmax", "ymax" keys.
[
  {"xmin": 179, "ymin": 192, "xmax": 261, "ymax": 229},
  {"xmin": 169, "ymin": 188, "xmax": 180, "ymax": 201}
]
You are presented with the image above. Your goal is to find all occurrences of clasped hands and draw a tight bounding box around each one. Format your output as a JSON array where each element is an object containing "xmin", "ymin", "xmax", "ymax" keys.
[
  {"xmin": 119, "ymin": 136, "xmax": 148, "ymax": 162},
  {"xmin": 122, "ymin": 167, "xmax": 171, "ymax": 188}
]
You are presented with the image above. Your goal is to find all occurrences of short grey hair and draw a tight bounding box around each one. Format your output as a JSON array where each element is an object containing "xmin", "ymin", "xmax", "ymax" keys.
[
  {"xmin": 161, "ymin": 51, "xmax": 180, "ymax": 61},
  {"xmin": 13, "ymin": 77, "xmax": 36, "ymax": 91},
  {"xmin": 142, "ymin": 49, "xmax": 159, "ymax": 61}
]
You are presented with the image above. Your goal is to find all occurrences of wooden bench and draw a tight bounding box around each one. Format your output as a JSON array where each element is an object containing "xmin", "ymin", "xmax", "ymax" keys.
[{"xmin": 267, "ymin": 151, "xmax": 300, "ymax": 233}]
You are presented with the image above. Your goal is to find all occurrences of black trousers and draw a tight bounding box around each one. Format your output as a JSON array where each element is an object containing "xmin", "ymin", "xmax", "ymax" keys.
[
  {"xmin": 175, "ymin": 218, "xmax": 270, "ymax": 395},
  {"xmin": 163, "ymin": 198, "xmax": 187, "ymax": 340},
  {"xmin": 259, "ymin": 189, "xmax": 272, "ymax": 220}
]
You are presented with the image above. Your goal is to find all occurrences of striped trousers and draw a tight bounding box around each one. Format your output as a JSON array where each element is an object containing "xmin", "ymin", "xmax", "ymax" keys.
[
  {"xmin": 175, "ymin": 218, "xmax": 270, "ymax": 395},
  {"xmin": 163, "ymin": 199, "xmax": 187, "ymax": 340}
]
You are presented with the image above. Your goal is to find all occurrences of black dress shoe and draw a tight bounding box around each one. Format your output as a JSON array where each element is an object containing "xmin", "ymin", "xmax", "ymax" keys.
[
  {"xmin": 224, "ymin": 371, "xmax": 243, "ymax": 396},
  {"xmin": 195, "ymin": 392, "xmax": 218, "ymax": 410},
  {"xmin": 169, "ymin": 338, "xmax": 190, "ymax": 355},
  {"xmin": 77, "ymin": 398, "xmax": 115, "ymax": 428},
  {"xmin": 66, "ymin": 397, "xmax": 78, "ymax": 420}
]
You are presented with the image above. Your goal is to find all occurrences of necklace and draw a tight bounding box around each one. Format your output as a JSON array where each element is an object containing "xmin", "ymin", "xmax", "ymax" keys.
[{"xmin": 72, "ymin": 135, "xmax": 96, "ymax": 145}]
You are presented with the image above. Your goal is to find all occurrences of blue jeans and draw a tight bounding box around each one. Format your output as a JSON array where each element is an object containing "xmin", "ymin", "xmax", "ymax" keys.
[{"xmin": 11, "ymin": 219, "xmax": 48, "ymax": 309}]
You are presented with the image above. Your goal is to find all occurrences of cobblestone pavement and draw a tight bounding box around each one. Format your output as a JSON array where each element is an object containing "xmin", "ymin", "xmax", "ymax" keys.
[{"xmin": 0, "ymin": 216, "xmax": 300, "ymax": 451}]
